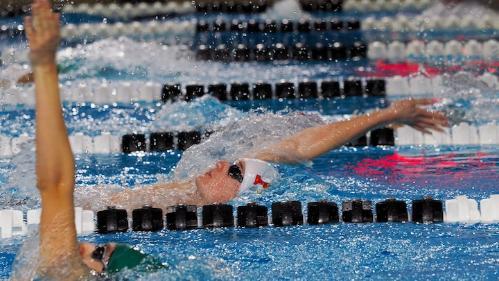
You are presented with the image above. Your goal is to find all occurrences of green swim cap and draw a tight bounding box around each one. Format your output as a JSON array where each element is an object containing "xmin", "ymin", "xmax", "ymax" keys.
[{"xmin": 105, "ymin": 244, "xmax": 165, "ymax": 273}]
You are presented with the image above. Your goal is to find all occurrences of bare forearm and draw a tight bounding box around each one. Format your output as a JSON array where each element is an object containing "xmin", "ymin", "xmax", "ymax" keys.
[
  {"xmin": 34, "ymin": 63, "xmax": 75, "ymax": 189},
  {"xmin": 291, "ymin": 109, "xmax": 395, "ymax": 160},
  {"xmin": 256, "ymin": 109, "xmax": 396, "ymax": 163}
]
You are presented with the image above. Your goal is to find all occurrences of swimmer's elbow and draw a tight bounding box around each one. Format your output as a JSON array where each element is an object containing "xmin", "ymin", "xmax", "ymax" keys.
[{"xmin": 37, "ymin": 179, "xmax": 75, "ymax": 196}]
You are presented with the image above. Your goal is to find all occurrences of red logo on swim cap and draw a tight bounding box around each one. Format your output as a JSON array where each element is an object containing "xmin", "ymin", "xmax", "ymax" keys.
[{"xmin": 254, "ymin": 175, "xmax": 269, "ymax": 189}]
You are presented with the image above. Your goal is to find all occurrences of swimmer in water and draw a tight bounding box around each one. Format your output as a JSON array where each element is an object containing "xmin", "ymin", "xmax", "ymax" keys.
[
  {"xmin": 113, "ymin": 89, "xmax": 447, "ymax": 208},
  {"xmin": 26, "ymin": 0, "xmax": 448, "ymax": 277},
  {"xmin": 25, "ymin": 0, "xmax": 163, "ymax": 279}
]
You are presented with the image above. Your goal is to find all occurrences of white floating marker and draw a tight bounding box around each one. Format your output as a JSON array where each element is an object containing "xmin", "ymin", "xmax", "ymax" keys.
[
  {"xmin": 387, "ymin": 41, "xmax": 406, "ymax": 62},
  {"xmin": 423, "ymin": 128, "xmax": 451, "ymax": 145},
  {"xmin": 482, "ymin": 40, "xmax": 498, "ymax": 61},
  {"xmin": 93, "ymin": 133, "xmax": 113, "ymax": 154},
  {"xmin": 27, "ymin": 208, "xmax": 41, "ymax": 225},
  {"xmin": 75, "ymin": 207, "xmax": 83, "ymax": 235},
  {"xmin": 409, "ymin": 76, "xmax": 433, "ymax": 95},
  {"xmin": 0, "ymin": 210, "xmax": 14, "ymax": 238},
  {"xmin": 463, "ymin": 40, "xmax": 482, "ymax": 59},
  {"xmin": 426, "ymin": 41, "xmax": 445, "ymax": 58},
  {"xmin": 396, "ymin": 126, "xmax": 423, "ymax": 145},
  {"xmin": 406, "ymin": 40, "xmax": 425, "ymax": 60},
  {"xmin": 367, "ymin": 41, "xmax": 387, "ymax": 60},
  {"xmin": 480, "ymin": 195, "xmax": 499, "ymax": 223},
  {"xmin": 478, "ymin": 123, "xmax": 498, "ymax": 145},
  {"xmin": 70, "ymin": 133, "xmax": 93, "ymax": 154},
  {"xmin": 445, "ymin": 196, "xmax": 480, "ymax": 223},
  {"xmin": 452, "ymin": 123, "xmax": 479, "ymax": 145},
  {"xmin": 11, "ymin": 210, "xmax": 26, "ymax": 236},
  {"xmin": 81, "ymin": 210, "xmax": 96, "ymax": 234},
  {"xmin": 387, "ymin": 76, "xmax": 410, "ymax": 96},
  {"xmin": 142, "ymin": 82, "xmax": 161, "ymax": 101},
  {"xmin": 445, "ymin": 40, "xmax": 463, "ymax": 58}
]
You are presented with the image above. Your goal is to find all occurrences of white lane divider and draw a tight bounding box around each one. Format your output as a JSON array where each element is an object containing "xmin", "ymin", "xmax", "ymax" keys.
[
  {"xmin": 1, "ymin": 73, "xmax": 496, "ymax": 106},
  {"xmin": 389, "ymin": 73, "xmax": 499, "ymax": 96},
  {"xmin": 344, "ymin": 0, "xmax": 431, "ymax": 12},
  {"xmin": 362, "ymin": 14, "xmax": 499, "ymax": 31},
  {"xmin": 0, "ymin": 81, "xmax": 163, "ymax": 106},
  {"xmin": 480, "ymin": 195, "xmax": 499, "ymax": 223},
  {"xmin": 396, "ymin": 123, "xmax": 498, "ymax": 146},
  {"xmin": 1, "ymin": 195, "xmax": 497, "ymax": 239},
  {"xmin": 62, "ymin": 2, "xmax": 195, "ymax": 19},
  {"xmin": 444, "ymin": 196, "xmax": 480, "ymax": 224},
  {"xmin": 61, "ymin": 20, "xmax": 195, "ymax": 40},
  {"xmin": 368, "ymin": 40, "xmax": 499, "ymax": 61},
  {"xmin": 1, "ymin": 208, "xmax": 95, "ymax": 239},
  {"xmin": 0, "ymin": 133, "xmax": 122, "ymax": 158},
  {"xmin": 0, "ymin": 122, "xmax": 496, "ymax": 159}
]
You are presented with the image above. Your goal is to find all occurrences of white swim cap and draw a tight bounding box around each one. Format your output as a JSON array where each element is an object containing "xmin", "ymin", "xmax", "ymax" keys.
[{"xmin": 238, "ymin": 158, "xmax": 280, "ymax": 194}]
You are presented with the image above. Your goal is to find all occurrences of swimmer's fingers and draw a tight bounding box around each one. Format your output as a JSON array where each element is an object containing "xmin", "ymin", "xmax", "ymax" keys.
[
  {"xmin": 32, "ymin": 0, "xmax": 53, "ymax": 33},
  {"xmin": 416, "ymin": 108, "xmax": 449, "ymax": 126},
  {"xmin": 414, "ymin": 98, "xmax": 440, "ymax": 106},
  {"xmin": 415, "ymin": 118, "xmax": 446, "ymax": 133},
  {"xmin": 24, "ymin": 16, "xmax": 35, "ymax": 43},
  {"xmin": 411, "ymin": 124, "xmax": 432, "ymax": 135}
]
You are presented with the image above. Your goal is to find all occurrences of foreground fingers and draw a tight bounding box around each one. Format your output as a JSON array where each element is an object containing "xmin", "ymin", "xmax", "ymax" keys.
[
  {"xmin": 414, "ymin": 98, "xmax": 439, "ymax": 106},
  {"xmin": 24, "ymin": 16, "xmax": 34, "ymax": 41}
]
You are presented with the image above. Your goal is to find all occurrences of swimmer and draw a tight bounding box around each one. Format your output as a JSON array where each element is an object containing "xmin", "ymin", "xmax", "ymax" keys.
[
  {"xmin": 107, "ymin": 91, "xmax": 448, "ymax": 210},
  {"xmin": 25, "ymin": 0, "xmax": 163, "ymax": 279}
]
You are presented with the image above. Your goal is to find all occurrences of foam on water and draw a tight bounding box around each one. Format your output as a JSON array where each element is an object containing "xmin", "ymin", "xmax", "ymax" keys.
[
  {"xmin": 173, "ymin": 111, "xmax": 324, "ymax": 181},
  {"xmin": 433, "ymin": 72, "xmax": 499, "ymax": 124}
]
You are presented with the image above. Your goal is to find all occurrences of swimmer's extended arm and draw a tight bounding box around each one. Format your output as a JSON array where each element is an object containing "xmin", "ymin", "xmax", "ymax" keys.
[
  {"xmin": 254, "ymin": 99, "xmax": 448, "ymax": 163},
  {"xmin": 27, "ymin": 0, "xmax": 87, "ymax": 278}
]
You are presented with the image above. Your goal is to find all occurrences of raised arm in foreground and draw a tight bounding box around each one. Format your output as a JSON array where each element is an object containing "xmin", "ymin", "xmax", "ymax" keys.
[
  {"xmin": 27, "ymin": 0, "xmax": 87, "ymax": 278},
  {"xmin": 254, "ymin": 99, "xmax": 448, "ymax": 163}
]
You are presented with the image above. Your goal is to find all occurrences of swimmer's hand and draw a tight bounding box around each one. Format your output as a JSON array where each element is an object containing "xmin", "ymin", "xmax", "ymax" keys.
[
  {"xmin": 387, "ymin": 98, "xmax": 449, "ymax": 134},
  {"xmin": 24, "ymin": 0, "xmax": 60, "ymax": 66}
]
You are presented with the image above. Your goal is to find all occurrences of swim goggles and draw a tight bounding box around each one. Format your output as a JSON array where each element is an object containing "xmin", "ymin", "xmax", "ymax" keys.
[
  {"xmin": 91, "ymin": 244, "xmax": 111, "ymax": 271},
  {"xmin": 228, "ymin": 163, "xmax": 243, "ymax": 183}
]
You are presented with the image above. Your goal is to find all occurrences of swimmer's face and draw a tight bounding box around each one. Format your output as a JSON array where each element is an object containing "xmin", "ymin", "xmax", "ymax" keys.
[
  {"xmin": 79, "ymin": 242, "xmax": 116, "ymax": 273},
  {"xmin": 195, "ymin": 160, "xmax": 243, "ymax": 203}
]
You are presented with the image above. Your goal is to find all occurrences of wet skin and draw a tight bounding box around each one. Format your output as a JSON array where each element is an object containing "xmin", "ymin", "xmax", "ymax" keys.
[{"xmin": 195, "ymin": 160, "xmax": 244, "ymax": 203}]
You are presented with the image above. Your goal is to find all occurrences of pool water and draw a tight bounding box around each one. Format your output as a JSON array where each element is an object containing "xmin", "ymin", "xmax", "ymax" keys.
[{"xmin": 1, "ymin": 1, "xmax": 499, "ymax": 280}]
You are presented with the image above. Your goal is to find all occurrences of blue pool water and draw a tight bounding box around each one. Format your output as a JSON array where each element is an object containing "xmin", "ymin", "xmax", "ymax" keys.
[
  {"xmin": 0, "ymin": 97, "xmax": 498, "ymax": 280},
  {"xmin": 1, "ymin": 1, "xmax": 499, "ymax": 280}
]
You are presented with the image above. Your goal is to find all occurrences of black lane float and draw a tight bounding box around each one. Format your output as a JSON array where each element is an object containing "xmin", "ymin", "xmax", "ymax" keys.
[
  {"xmin": 120, "ymin": 127, "xmax": 394, "ymax": 153},
  {"xmin": 195, "ymin": 42, "xmax": 367, "ymax": 62},
  {"xmin": 161, "ymin": 79, "xmax": 386, "ymax": 103},
  {"xmin": 196, "ymin": 18, "xmax": 360, "ymax": 33},
  {"xmin": 96, "ymin": 197, "xmax": 446, "ymax": 234},
  {"xmin": 194, "ymin": 1, "xmax": 270, "ymax": 13}
]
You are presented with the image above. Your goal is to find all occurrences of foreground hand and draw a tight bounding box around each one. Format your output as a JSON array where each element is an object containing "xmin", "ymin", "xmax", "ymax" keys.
[
  {"xmin": 24, "ymin": 0, "xmax": 60, "ymax": 66},
  {"xmin": 387, "ymin": 98, "xmax": 449, "ymax": 134}
]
